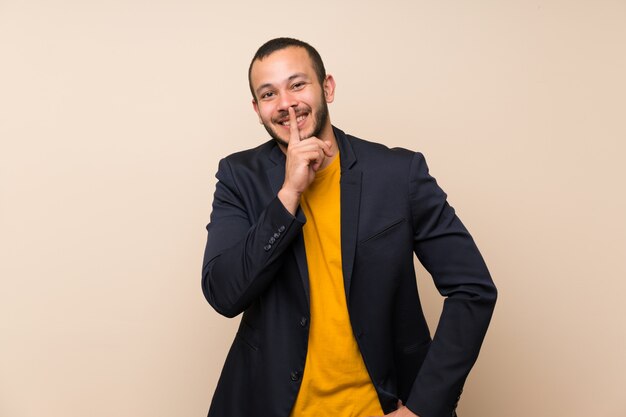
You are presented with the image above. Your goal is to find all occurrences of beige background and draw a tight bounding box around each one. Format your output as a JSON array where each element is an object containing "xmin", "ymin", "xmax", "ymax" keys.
[{"xmin": 1, "ymin": 1, "xmax": 625, "ymax": 416}]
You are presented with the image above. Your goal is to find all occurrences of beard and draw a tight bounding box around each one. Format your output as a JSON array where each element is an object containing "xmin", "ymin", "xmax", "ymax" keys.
[{"xmin": 262, "ymin": 97, "xmax": 329, "ymax": 148}]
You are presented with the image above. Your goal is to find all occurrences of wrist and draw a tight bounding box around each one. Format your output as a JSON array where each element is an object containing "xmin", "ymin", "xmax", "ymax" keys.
[{"xmin": 278, "ymin": 188, "xmax": 301, "ymax": 216}]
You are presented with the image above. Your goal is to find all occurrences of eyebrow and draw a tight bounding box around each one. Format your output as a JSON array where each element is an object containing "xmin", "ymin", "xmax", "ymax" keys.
[{"xmin": 255, "ymin": 73, "xmax": 309, "ymax": 96}]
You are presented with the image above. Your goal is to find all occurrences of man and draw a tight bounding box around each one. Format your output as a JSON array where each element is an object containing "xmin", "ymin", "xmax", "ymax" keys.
[{"xmin": 202, "ymin": 37, "xmax": 497, "ymax": 417}]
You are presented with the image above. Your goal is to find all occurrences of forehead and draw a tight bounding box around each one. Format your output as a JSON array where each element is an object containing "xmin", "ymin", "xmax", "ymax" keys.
[{"xmin": 250, "ymin": 47, "xmax": 316, "ymax": 88}]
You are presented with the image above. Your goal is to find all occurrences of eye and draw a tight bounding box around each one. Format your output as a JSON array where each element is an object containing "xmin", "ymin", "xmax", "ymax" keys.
[
  {"xmin": 260, "ymin": 91, "xmax": 275, "ymax": 100},
  {"xmin": 292, "ymin": 82, "xmax": 305, "ymax": 90}
]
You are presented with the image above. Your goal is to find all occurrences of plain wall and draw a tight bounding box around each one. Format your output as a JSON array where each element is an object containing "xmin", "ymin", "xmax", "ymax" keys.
[{"xmin": 1, "ymin": 1, "xmax": 625, "ymax": 416}]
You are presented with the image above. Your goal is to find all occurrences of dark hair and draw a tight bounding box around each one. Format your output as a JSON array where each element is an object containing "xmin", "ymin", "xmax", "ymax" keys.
[{"xmin": 248, "ymin": 37, "xmax": 327, "ymax": 101}]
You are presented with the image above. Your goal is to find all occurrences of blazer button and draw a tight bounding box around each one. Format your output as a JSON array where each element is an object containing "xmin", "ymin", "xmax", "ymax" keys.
[
  {"xmin": 300, "ymin": 317, "xmax": 308, "ymax": 327},
  {"xmin": 269, "ymin": 237, "xmax": 275, "ymax": 244},
  {"xmin": 273, "ymin": 232, "xmax": 280, "ymax": 239},
  {"xmin": 290, "ymin": 371, "xmax": 300, "ymax": 381},
  {"xmin": 278, "ymin": 225, "xmax": 285, "ymax": 232},
  {"xmin": 263, "ymin": 244, "xmax": 272, "ymax": 251}
]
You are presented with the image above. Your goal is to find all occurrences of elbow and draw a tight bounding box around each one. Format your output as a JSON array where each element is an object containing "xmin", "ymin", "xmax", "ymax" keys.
[
  {"xmin": 477, "ymin": 278, "xmax": 498, "ymax": 310},
  {"xmin": 483, "ymin": 280, "xmax": 498, "ymax": 305},
  {"xmin": 201, "ymin": 264, "xmax": 243, "ymax": 319},
  {"xmin": 202, "ymin": 277, "xmax": 241, "ymax": 318},
  {"xmin": 212, "ymin": 304, "xmax": 241, "ymax": 319},
  {"xmin": 447, "ymin": 278, "xmax": 498, "ymax": 310}
]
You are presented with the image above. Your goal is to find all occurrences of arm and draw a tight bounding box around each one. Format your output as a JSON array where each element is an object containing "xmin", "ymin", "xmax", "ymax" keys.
[
  {"xmin": 405, "ymin": 152, "xmax": 497, "ymax": 417},
  {"xmin": 202, "ymin": 108, "xmax": 334, "ymax": 318},
  {"xmin": 201, "ymin": 157, "xmax": 305, "ymax": 318}
]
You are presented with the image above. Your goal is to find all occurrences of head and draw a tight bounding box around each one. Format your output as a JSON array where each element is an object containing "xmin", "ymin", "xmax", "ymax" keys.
[
  {"xmin": 248, "ymin": 37, "xmax": 335, "ymax": 147},
  {"xmin": 248, "ymin": 38, "xmax": 327, "ymax": 99}
]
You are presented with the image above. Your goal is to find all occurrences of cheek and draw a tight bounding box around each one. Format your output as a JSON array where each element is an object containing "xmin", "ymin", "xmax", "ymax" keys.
[{"xmin": 258, "ymin": 106, "xmax": 275, "ymax": 122}]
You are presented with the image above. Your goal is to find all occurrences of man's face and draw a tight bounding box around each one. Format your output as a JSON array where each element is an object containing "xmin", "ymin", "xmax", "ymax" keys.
[{"xmin": 250, "ymin": 46, "xmax": 335, "ymax": 147}]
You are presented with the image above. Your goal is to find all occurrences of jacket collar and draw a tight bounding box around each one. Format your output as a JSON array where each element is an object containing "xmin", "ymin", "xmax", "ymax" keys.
[
  {"xmin": 335, "ymin": 126, "xmax": 362, "ymax": 303},
  {"xmin": 333, "ymin": 125, "xmax": 357, "ymax": 170}
]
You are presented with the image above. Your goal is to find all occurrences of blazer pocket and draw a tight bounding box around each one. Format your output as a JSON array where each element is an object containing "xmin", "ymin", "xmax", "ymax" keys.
[{"xmin": 359, "ymin": 217, "xmax": 406, "ymax": 245}]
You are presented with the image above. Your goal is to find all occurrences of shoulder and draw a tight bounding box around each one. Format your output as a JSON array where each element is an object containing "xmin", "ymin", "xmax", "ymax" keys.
[
  {"xmin": 214, "ymin": 139, "xmax": 281, "ymax": 182},
  {"xmin": 221, "ymin": 139, "xmax": 277, "ymax": 167},
  {"xmin": 336, "ymin": 127, "xmax": 423, "ymax": 172}
]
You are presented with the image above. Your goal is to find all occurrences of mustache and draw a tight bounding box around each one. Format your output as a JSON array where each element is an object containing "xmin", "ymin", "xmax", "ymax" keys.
[{"xmin": 274, "ymin": 107, "xmax": 309, "ymax": 122}]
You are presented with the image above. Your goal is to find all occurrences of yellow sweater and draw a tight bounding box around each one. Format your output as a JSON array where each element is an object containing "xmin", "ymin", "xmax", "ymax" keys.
[{"xmin": 290, "ymin": 155, "xmax": 383, "ymax": 417}]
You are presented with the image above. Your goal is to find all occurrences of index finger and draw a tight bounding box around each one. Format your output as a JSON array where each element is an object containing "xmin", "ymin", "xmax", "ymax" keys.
[{"xmin": 288, "ymin": 107, "xmax": 300, "ymax": 144}]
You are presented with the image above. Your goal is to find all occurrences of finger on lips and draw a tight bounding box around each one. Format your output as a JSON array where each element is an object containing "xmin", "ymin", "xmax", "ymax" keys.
[
  {"xmin": 286, "ymin": 107, "xmax": 333, "ymax": 165},
  {"xmin": 288, "ymin": 107, "xmax": 300, "ymax": 143}
]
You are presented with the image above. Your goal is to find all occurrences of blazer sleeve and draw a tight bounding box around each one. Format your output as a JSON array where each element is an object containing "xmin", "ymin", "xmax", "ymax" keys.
[
  {"xmin": 405, "ymin": 152, "xmax": 497, "ymax": 417},
  {"xmin": 201, "ymin": 157, "xmax": 305, "ymax": 318}
]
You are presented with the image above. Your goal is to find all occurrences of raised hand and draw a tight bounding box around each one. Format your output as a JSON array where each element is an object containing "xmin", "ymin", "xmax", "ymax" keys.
[{"xmin": 277, "ymin": 106, "xmax": 334, "ymax": 215}]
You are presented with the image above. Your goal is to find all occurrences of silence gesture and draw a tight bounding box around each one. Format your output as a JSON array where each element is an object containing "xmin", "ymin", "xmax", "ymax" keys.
[{"xmin": 278, "ymin": 106, "xmax": 334, "ymax": 214}]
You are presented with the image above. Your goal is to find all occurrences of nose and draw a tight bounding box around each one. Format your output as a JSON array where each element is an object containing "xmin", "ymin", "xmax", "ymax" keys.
[{"xmin": 277, "ymin": 90, "xmax": 298, "ymax": 112}]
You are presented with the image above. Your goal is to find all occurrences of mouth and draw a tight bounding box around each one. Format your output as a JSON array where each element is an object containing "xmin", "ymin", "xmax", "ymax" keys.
[{"xmin": 277, "ymin": 112, "xmax": 308, "ymax": 129}]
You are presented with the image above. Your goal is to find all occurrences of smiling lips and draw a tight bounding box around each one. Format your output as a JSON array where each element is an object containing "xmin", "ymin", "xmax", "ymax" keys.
[{"xmin": 278, "ymin": 112, "xmax": 308, "ymax": 127}]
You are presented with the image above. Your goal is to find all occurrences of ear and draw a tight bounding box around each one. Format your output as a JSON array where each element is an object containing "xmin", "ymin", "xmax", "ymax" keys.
[
  {"xmin": 252, "ymin": 99, "xmax": 263, "ymax": 124},
  {"xmin": 323, "ymin": 74, "xmax": 336, "ymax": 103}
]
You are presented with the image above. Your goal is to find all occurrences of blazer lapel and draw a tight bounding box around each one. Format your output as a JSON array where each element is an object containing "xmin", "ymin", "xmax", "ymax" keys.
[
  {"xmin": 267, "ymin": 145, "xmax": 310, "ymax": 306},
  {"xmin": 335, "ymin": 127, "xmax": 361, "ymax": 302}
]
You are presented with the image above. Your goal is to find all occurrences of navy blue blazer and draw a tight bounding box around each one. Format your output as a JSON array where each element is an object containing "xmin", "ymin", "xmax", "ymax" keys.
[{"xmin": 202, "ymin": 126, "xmax": 497, "ymax": 417}]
